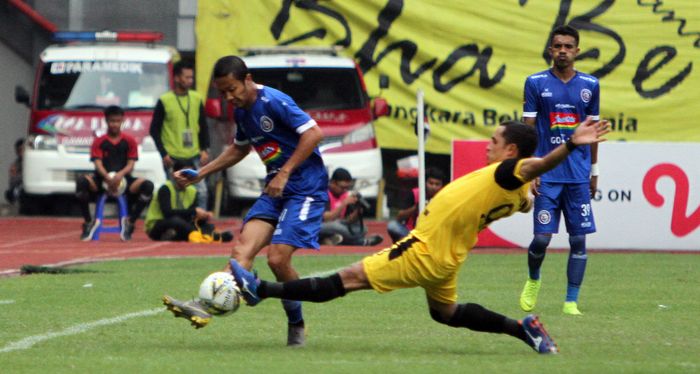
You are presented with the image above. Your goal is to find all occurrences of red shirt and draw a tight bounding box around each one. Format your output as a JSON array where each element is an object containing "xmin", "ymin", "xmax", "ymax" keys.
[{"xmin": 90, "ymin": 133, "xmax": 138, "ymax": 173}]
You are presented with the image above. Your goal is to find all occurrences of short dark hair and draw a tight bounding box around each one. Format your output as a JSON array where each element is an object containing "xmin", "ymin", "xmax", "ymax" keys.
[
  {"xmin": 425, "ymin": 167, "xmax": 446, "ymax": 184},
  {"xmin": 213, "ymin": 55, "xmax": 249, "ymax": 81},
  {"xmin": 331, "ymin": 167, "xmax": 353, "ymax": 182},
  {"xmin": 500, "ymin": 121, "xmax": 537, "ymax": 158},
  {"xmin": 173, "ymin": 60, "xmax": 193, "ymax": 76},
  {"xmin": 550, "ymin": 25, "xmax": 579, "ymax": 46},
  {"xmin": 14, "ymin": 138, "xmax": 24, "ymax": 150},
  {"xmin": 103, "ymin": 105, "xmax": 124, "ymax": 118}
]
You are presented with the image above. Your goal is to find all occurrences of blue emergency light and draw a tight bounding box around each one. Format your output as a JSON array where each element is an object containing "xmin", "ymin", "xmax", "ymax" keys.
[{"xmin": 53, "ymin": 31, "xmax": 163, "ymax": 43}]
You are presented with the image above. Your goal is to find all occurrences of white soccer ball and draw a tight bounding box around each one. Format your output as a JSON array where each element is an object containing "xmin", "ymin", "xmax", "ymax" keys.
[
  {"xmin": 198, "ymin": 272, "xmax": 241, "ymax": 316},
  {"xmin": 102, "ymin": 171, "xmax": 127, "ymax": 196}
]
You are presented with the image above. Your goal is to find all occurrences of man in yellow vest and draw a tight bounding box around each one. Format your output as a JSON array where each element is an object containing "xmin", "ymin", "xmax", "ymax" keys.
[
  {"xmin": 150, "ymin": 60, "xmax": 210, "ymax": 209},
  {"xmin": 145, "ymin": 161, "xmax": 232, "ymax": 243}
]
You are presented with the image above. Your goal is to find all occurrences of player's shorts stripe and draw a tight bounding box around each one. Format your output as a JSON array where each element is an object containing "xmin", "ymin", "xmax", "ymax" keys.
[{"xmin": 388, "ymin": 235, "xmax": 419, "ymax": 260}]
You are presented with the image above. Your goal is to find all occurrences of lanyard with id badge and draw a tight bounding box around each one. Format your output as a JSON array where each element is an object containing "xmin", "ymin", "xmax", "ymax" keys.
[{"xmin": 176, "ymin": 93, "xmax": 194, "ymax": 148}]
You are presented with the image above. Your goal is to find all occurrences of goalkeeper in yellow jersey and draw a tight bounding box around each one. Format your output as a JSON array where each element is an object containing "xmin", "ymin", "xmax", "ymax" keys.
[{"xmin": 231, "ymin": 119, "xmax": 607, "ymax": 354}]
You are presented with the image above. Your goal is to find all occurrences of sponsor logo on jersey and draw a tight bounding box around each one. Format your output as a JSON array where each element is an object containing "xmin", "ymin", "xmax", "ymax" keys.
[
  {"xmin": 537, "ymin": 210, "xmax": 552, "ymax": 225},
  {"xmin": 541, "ymin": 88, "xmax": 553, "ymax": 97},
  {"xmin": 260, "ymin": 115, "xmax": 274, "ymax": 132},
  {"xmin": 255, "ymin": 141, "xmax": 282, "ymax": 164},
  {"xmin": 549, "ymin": 112, "xmax": 580, "ymax": 130},
  {"xmin": 555, "ymin": 103, "xmax": 575, "ymax": 109}
]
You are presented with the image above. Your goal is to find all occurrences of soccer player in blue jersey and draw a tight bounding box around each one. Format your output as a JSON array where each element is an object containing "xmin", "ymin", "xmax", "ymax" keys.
[
  {"xmin": 519, "ymin": 25, "xmax": 600, "ymax": 315},
  {"xmin": 163, "ymin": 55, "xmax": 328, "ymax": 346}
]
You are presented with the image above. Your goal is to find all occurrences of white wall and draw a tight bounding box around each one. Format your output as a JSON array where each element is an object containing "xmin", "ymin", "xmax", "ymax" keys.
[{"xmin": 0, "ymin": 43, "xmax": 33, "ymax": 201}]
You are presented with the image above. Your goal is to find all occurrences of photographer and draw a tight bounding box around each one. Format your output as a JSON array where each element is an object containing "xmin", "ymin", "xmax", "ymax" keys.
[
  {"xmin": 387, "ymin": 166, "xmax": 446, "ymax": 242},
  {"xmin": 319, "ymin": 168, "xmax": 383, "ymax": 246}
]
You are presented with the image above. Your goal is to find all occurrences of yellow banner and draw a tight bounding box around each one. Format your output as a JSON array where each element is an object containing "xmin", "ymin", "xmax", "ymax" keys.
[{"xmin": 196, "ymin": 0, "xmax": 700, "ymax": 153}]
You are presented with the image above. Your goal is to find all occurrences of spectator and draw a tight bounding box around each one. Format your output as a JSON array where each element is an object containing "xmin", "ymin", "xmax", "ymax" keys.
[
  {"xmin": 387, "ymin": 167, "xmax": 446, "ymax": 242},
  {"xmin": 319, "ymin": 168, "xmax": 383, "ymax": 246},
  {"xmin": 149, "ymin": 60, "xmax": 210, "ymax": 209},
  {"xmin": 4, "ymin": 138, "xmax": 24, "ymax": 204},
  {"xmin": 144, "ymin": 161, "xmax": 233, "ymax": 243},
  {"xmin": 76, "ymin": 105, "xmax": 154, "ymax": 241}
]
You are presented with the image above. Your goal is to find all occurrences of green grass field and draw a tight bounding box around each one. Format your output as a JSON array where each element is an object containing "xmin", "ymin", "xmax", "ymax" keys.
[{"xmin": 1, "ymin": 252, "xmax": 699, "ymax": 373}]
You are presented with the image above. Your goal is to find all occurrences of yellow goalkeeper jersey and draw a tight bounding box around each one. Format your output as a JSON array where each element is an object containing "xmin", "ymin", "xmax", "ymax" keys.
[{"xmin": 412, "ymin": 158, "xmax": 532, "ymax": 268}]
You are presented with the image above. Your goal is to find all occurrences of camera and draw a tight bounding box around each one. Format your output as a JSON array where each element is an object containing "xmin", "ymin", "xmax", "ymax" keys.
[{"xmin": 350, "ymin": 191, "xmax": 371, "ymax": 211}]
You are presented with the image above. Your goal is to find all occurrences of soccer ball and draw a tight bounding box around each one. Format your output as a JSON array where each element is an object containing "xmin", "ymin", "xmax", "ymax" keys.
[
  {"xmin": 198, "ymin": 272, "xmax": 241, "ymax": 316},
  {"xmin": 102, "ymin": 171, "xmax": 127, "ymax": 196}
]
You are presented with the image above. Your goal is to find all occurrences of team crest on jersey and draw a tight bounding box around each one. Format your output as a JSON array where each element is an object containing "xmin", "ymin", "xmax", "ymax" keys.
[
  {"xmin": 255, "ymin": 141, "xmax": 282, "ymax": 164},
  {"xmin": 580, "ymin": 89, "xmax": 592, "ymax": 103},
  {"xmin": 537, "ymin": 210, "xmax": 551, "ymax": 225},
  {"xmin": 260, "ymin": 115, "xmax": 274, "ymax": 132}
]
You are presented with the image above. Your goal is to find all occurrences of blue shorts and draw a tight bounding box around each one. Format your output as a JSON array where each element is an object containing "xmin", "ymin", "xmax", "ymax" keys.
[
  {"xmin": 533, "ymin": 182, "xmax": 596, "ymax": 235},
  {"xmin": 244, "ymin": 192, "xmax": 327, "ymax": 250}
]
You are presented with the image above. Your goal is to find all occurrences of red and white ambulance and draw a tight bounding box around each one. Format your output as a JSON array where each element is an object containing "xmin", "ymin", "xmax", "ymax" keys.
[{"xmin": 15, "ymin": 31, "xmax": 176, "ymax": 212}]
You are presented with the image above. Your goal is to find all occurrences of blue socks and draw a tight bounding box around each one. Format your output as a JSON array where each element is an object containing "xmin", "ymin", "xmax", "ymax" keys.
[
  {"xmin": 528, "ymin": 233, "xmax": 588, "ymax": 302},
  {"xmin": 566, "ymin": 235, "xmax": 587, "ymax": 302},
  {"xmin": 527, "ymin": 234, "xmax": 552, "ymax": 280},
  {"xmin": 282, "ymin": 299, "xmax": 304, "ymax": 325}
]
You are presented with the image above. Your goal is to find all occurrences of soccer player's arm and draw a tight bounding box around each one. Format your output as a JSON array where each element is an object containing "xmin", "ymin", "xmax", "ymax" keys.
[
  {"xmin": 519, "ymin": 118, "xmax": 610, "ymax": 182},
  {"xmin": 277, "ymin": 97, "xmax": 324, "ymax": 177},
  {"xmin": 522, "ymin": 78, "xmax": 538, "ymax": 126},
  {"xmin": 587, "ymin": 82, "xmax": 601, "ymax": 195},
  {"xmin": 495, "ymin": 160, "xmax": 533, "ymax": 213},
  {"xmin": 265, "ymin": 96, "xmax": 324, "ymax": 197},
  {"xmin": 190, "ymin": 114, "xmax": 250, "ymax": 183}
]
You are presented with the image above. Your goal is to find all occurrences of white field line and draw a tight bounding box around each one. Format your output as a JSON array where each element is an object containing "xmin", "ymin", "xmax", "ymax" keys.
[
  {"xmin": 0, "ymin": 263, "xmax": 347, "ymax": 353},
  {"xmin": 305, "ymin": 266, "xmax": 348, "ymax": 278},
  {"xmin": 0, "ymin": 231, "xmax": 78, "ymax": 248},
  {"xmin": 0, "ymin": 242, "xmax": 167, "ymax": 276},
  {"xmin": 0, "ymin": 308, "xmax": 164, "ymax": 354},
  {"xmin": 0, "ymin": 300, "xmax": 15, "ymax": 305}
]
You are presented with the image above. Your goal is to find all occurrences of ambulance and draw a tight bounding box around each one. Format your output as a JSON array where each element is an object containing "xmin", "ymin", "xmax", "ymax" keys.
[{"xmin": 15, "ymin": 31, "xmax": 176, "ymax": 213}]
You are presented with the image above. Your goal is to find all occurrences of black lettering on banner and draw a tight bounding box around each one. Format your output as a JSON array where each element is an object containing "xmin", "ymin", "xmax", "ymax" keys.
[
  {"xmin": 357, "ymin": 0, "xmax": 504, "ymax": 89},
  {"xmin": 432, "ymin": 45, "xmax": 506, "ymax": 92},
  {"xmin": 632, "ymin": 46, "xmax": 693, "ymax": 98},
  {"xmin": 389, "ymin": 104, "xmax": 478, "ymax": 126},
  {"xmin": 637, "ymin": 0, "xmax": 700, "ymax": 48},
  {"xmin": 539, "ymin": 0, "xmax": 626, "ymax": 79},
  {"xmin": 375, "ymin": 41, "xmax": 438, "ymax": 84},
  {"xmin": 604, "ymin": 112, "xmax": 638, "ymax": 133},
  {"xmin": 356, "ymin": 0, "xmax": 404, "ymax": 72},
  {"xmin": 355, "ymin": 0, "xmax": 436, "ymax": 84},
  {"xmin": 270, "ymin": 0, "xmax": 352, "ymax": 47}
]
